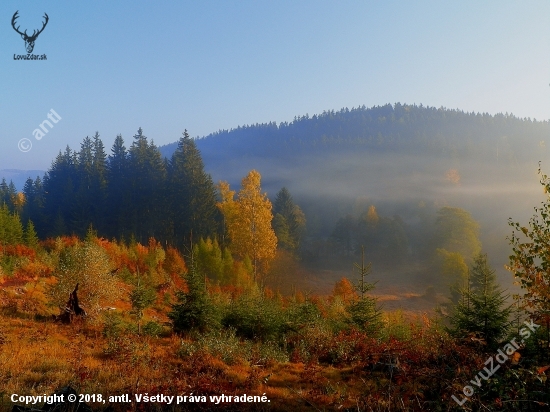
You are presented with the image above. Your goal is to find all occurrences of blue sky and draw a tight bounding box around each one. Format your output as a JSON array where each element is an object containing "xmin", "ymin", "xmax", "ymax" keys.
[{"xmin": 0, "ymin": 0, "xmax": 549, "ymax": 170}]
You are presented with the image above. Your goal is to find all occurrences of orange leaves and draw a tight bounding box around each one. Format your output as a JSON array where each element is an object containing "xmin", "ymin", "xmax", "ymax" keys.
[
  {"xmin": 15, "ymin": 260, "xmax": 52, "ymax": 279},
  {"xmin": 164, "ymin": 247, "xmax": 187, "ymax": 277},
  {"xmin": 331, "ymin": 277, "xmax": 357, "ymax": 304},
  {"xmin": 1, "ymin": 244, "xmax": 36, "ymax": 259},
  {"xmin": 218, "ymin": 170, "xmax": 277, "ymax": 281}
]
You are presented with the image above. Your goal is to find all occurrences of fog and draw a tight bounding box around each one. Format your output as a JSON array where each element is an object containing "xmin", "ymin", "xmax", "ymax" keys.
[{"xmin": 198, "ymin": 142, "xmax": 548, "ymax": 297}]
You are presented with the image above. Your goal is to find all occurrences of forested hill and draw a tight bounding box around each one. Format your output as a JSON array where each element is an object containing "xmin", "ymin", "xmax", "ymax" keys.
[
  {"xmin": 159, "ymin": 104, "xmax": 550, "ymax": 269},
  {"xmin": 160, "ymin": 103, "xmax": 550, "ymax": 165}
]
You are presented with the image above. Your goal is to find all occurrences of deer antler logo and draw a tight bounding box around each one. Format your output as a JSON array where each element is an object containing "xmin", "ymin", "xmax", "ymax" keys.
[{"xmin": 11, "ymin": 11, "xmax": 49, "ymax": 53}]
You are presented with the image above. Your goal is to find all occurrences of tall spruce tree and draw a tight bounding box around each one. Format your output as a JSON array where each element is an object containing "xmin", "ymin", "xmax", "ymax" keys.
[
  {"xmin": 128, "ymin": 128, "xmax": 167, "ymax": 243},
  {"xmin": 90, "ymin": 132, "xmax": 108, "ymax": 233},
  {"xmin": 0, "ymin": 179, "xmax": 8, "ymax": 207},
  {"xmin": 73, "ymin": 136, "xmax": 95, "ymax": 236},
  {"xmin": 448, "ymin": 253, "xmax": 512, "ymax": 348},
  {"xmin": 169, "ymin": 130, "xmax": 220, "ymax": 248},
  {"xmin": 107, "ymin": 134, "xmax": 130, "ymax": 239},
  {"xmin": 42, "ymin": 147, "xmax": 78, "ymax": 236}
]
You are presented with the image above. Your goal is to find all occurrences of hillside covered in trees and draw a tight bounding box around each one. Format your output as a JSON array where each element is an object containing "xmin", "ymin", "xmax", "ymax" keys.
[
  {"xmin": 4, "ymin": 104, "xmax": 550, "ymax": 296},
  {"xmin": 1, "ymin": 103, "xmax": 550, "ymax": 410}
]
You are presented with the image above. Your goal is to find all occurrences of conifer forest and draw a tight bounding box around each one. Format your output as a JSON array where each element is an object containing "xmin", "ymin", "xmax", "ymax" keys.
[{"xmin": 1, "ymin": 105, "xmax": 550, "ymax": 411}]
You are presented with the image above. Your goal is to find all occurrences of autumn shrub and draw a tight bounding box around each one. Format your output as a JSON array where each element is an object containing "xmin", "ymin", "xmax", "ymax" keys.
[
  {"xmin": 222, "ymin": 292, "xmax": 287, "ymax": 341},
  {"xmin": 285, "ymin": 299, "xmax": 322, "ymax": 329},
  {"xmin": 286, "ymin": 323, "xmax": 334, "ymax": 363},
  {"xmin": 0, "ymin": 255, "xmax": 18, "ymax": 276},
  {"xmin": 379, "ymin": 310, "xmax": 414, "ymax": 341},
  {"xmin": 178, "ymin": 328, "xmax": 288, "ymax": 365},
  {"xmin": 47, "ymin": 240, "xmax": 121, "ymax": 320},
  {"xmin": 141, "ymin": 320, "xmax": 164, "ymax": 337},
  {"xmin": 102, "ymin": 311, "xmax": 123, "ymax": 339}
]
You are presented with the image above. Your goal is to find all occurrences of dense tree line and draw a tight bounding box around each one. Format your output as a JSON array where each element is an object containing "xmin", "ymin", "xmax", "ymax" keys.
[
  {"xmin": 160, "ymin": 103, "xmax": 550, "ymax": 165},
  {"xmin": 19, "ymin": 129, "xmax": 221, "ymax": 248}
]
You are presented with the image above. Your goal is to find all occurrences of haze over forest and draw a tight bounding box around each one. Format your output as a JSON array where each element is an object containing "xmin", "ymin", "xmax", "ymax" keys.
[
  {"xmin": 3, "ymin": 103, "xmax": 549, "ymax": 304},
  {"xmin": 3, "ymin": 2, "xmax": 550, "ymax": 409}
]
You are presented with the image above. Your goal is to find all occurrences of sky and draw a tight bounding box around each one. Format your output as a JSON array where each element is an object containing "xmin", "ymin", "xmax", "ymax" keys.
[{"xmin": 0, "ymin": 0, "xmax": 549, "ymax": 170}]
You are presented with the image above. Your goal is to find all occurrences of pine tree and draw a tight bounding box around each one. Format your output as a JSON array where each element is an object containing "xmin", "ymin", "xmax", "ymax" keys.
[
  {"xmin": 449, "ymin": 253, "xmax": 512, "ymax": 348},
  {"xmin": 0, "ymin": 179, "xmax": 8, "ymax": 206},
  {"xmin": 346, "ymin": 246, "xmax": 382, "ymax": 334},
  {"xmin": 169, "ymin": 130, "xmax": 220, "ymax": 248},
  {"xmin": 90, "ymin": 132, "xmax": 108, "ymax": 233},
  {"xmin": 24, "ymin": 220, "xmax": 39, "ymax": 249},
  {"xmin": 42, "ymin": 146, "xmax": 77, "ymax": 236},
  {"xmin": 0, "ymin": 205, "xmax": 23, "ymax": 247},
  {"xmin": 22, "ymin": 178, "xmax": 35, "ymax": 224},
  {"xmin": 107, "ymin": 134, "xmax": 130, "ymax": 239},
  {"xmin": 73, "ymin": 136, "xmax": 95, "ymax": 236},
  {"xmin": 168, "ymin": 251, "xmax": 219, "ymax": 333},
  {"xmin": 7, "ymin": 182, "xmax": 17, "ymax": 212},
  {"xmin": 128, "ymin": 128, "xmax": 167, "ymax": 243}
]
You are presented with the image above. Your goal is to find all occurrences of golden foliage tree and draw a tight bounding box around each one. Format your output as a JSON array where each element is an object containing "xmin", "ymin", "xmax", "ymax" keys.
[
  {"xmin": 48, "ymin": 239, "xmax": 121, "ymax": 320},
  {"xmin": 218, "ymin": 170, "xmax": 277, "ymax": 282}
]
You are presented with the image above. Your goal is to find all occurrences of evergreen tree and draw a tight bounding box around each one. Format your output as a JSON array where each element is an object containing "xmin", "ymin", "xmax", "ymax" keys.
[
  {"xmin": 42, "ymin": 146, "xmax": 78, "ymax": 236},
  {"xmin": 169, "ymin": 130, "xmax": 220, "ymax": 248},
  {"xmin": 7, "ymin": 181, "xmax": 18, "ymax": 211},
  {"xmin": 449, "ymin": 253, "xmax": 512, "ymax": 348},
  {"xmin": 168, "ymin": 252, "xmax": 219, "ymax": 333},
  {"xmin": 90, "ymin": 132, "xmax": 108, "ymax": 233},
  {"xmin": 0, "ymin": 179, "xmax": 8, "ymax": 206},
  {"xmin": 331, "ymin": 214, "xmax": 357, "ymax": 256},
  {"xmin": 128, "ymin": 128, "xmax": 167, "ymax": 243},
  {"xmin": 0, "ymin": 204, "xmax": 24, "ymax": 247},
  {"xmin": 24, "ymin": 220, "xmax": 39, "ymax": 249},
  {"xmin": 346, "ymin": 246, "xmax": 382, "ymax": 334},
  {"xmin": 107, "ymin": 134, "xmax": 130, "ymax": 239},
  {"xmin": 22, "ymin": 178, "xmax": 35, "ymax": 224},
  {"xmin": 72, "ymin": 136, "xmax": 95, "ymax": 236},
  {"xmin": 30, "ymin": 177, "xmax": 45, "ymax": 236}
]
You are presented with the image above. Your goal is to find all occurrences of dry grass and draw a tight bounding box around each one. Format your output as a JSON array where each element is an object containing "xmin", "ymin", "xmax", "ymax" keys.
[{"xmin": 0, "ymin": 309, "xmax": 386, "ymax": 412}]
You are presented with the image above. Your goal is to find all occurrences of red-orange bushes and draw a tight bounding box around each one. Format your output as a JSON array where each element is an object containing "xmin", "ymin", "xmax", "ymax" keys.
[
  {"xmin": 163, "ymin": 247, "xmax": 187, "ymax": 276},
  {"xmin": 94, "ymin": 238, "xmax": 133, "ymax": 273},
  {"xmin": 40, "ymin": 235, "xmax": 80, "ymax": 251},
  {"xmin": 163, "ymin": 247, "xmax": 187, "ymax": 291},
  {"xmin": 61, "ymin": 235, "xmax": 79, "ymax": 248},
  {"xmin": 2, "ymin": 244, "xmax": 36, "ymax": 259},
  {"xmin": 15, "ymin": 260, "xmax": 53, "ymax": 279}
]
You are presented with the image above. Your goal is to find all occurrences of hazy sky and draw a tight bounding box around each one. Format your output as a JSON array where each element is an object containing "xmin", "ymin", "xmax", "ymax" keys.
[{"xmin": 1, "ymin": 0, "xmax": 549, "ymax": 170}]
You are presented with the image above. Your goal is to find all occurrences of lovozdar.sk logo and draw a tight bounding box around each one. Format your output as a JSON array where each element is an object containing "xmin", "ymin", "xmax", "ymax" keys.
[{"xmin": 11, "ymin": 10, "xmax": 49, "ymax": 60}]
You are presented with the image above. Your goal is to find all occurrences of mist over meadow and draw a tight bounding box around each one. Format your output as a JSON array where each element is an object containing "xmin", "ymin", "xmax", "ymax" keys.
[{"xmin": 158, "ymin": 104, "xmax": 550, "ymax": 294}]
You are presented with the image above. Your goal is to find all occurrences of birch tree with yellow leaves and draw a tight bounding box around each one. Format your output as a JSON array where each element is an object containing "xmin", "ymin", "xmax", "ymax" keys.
[{"xmin": 218, "ymin": 170, "xmax": 277, "ymax": 282}]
